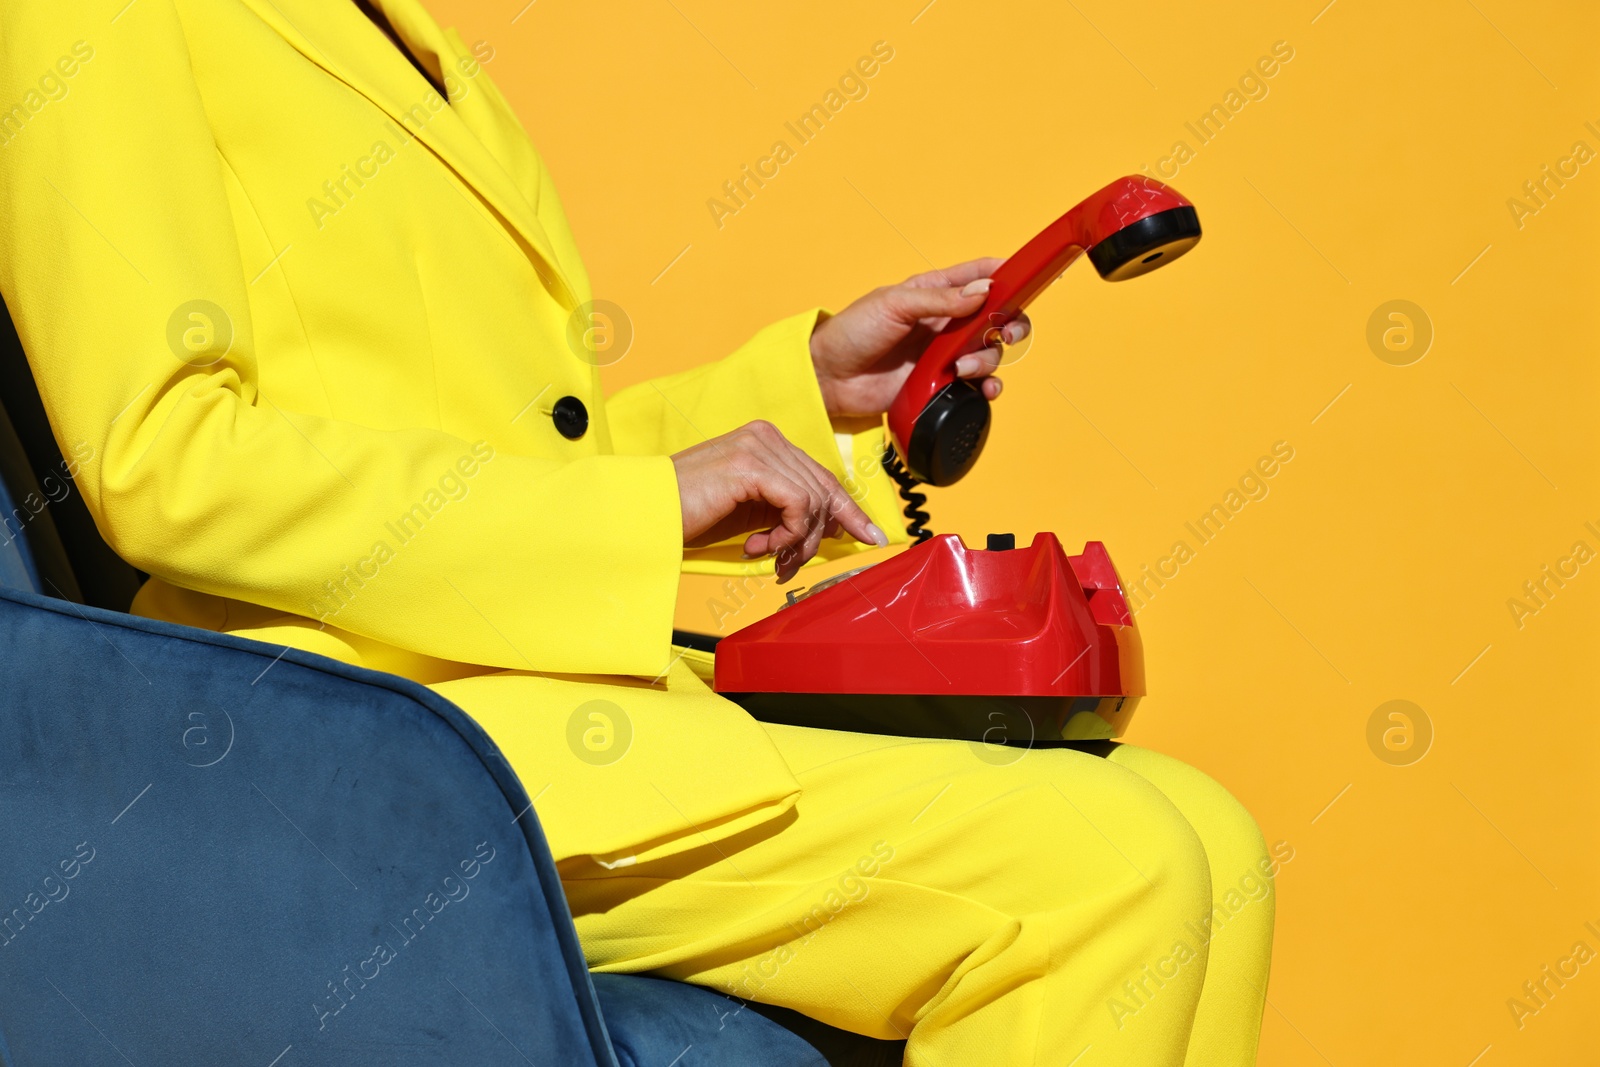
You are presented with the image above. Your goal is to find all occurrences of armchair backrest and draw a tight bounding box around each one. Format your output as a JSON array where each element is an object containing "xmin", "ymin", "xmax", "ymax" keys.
[
  {"xmin": 0, "ymin": 294, "xmax": 140, "ymax": 607},
  {"xmin": 0, "ymin": 401, "xmax": 45, "ymax": 594}
]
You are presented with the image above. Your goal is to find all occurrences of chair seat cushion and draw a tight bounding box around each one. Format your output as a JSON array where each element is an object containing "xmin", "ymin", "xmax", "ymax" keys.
[
  {"xmin": 593, "ymin": 973, "xmax": 904, "ymax": 1067},
  {"xmin": 595, "ymin": 973, "xmax": 827, "ymax": 1066}
]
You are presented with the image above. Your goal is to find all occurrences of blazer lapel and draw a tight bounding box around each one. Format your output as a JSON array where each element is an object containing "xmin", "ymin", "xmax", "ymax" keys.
[{"xmin": 240, "ymin": 0, "xmax": 577, "ymax": 308}]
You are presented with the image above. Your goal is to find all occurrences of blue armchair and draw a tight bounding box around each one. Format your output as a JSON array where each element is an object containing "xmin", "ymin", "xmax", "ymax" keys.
[{"xmin": 0, "ymin": 321, "xmax": 903, "ymax": 1065}]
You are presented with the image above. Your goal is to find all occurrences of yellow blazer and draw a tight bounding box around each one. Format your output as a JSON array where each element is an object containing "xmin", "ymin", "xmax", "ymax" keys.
[{"xmin": 0, "ymin": 0, "xmax": 907, "ymax": 863}]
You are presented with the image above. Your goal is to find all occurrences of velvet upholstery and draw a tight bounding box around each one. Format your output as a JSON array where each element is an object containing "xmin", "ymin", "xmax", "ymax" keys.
[
  {"xmin": 0, "ymin": 583, "xmax": 616, "ymax": 1064},
  {"xmin": 0, "ymin": 572, "xmax": 903, "ymax": 1065}
]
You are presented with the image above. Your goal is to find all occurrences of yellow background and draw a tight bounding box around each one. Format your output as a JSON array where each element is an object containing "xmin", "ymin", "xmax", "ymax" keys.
[{"xmin": 433, "ymin": 0, "xmax": 1597, "ymax": 1061}]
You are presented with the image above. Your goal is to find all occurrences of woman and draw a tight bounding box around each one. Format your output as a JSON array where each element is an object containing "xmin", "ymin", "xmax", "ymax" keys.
[{"xmin": 0, "ymin": 0, "xmax": 1274, "ymax": 1062}]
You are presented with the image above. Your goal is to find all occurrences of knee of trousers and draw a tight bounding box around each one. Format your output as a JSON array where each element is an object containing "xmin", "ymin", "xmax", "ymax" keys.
[
  {"xmin": 1125, "ymin": 790, "xmax": 1214, "ymax": 934},
  {"xmin": 1029, "ymin": 753, "xmax": 1215, "ymax": 928},
  {"xmin": 1199, "ymin": 793, "xmax": 1273, "ymax": 902},
  {"xmin": 1107, "ymin": 745, "xmax": 1274, "ymax": 900},
  {"xmin": 1193, "ymin": 784, "xmax": 1278, "ymax": 931}
]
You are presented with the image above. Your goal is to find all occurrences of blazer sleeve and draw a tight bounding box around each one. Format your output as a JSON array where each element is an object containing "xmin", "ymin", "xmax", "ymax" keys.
[
  {"xmin": 0, "ymin": 4, "xmax": 682, "ymax": 677},
  {"xmin": 605, "ymin": 310, "xmax": 912, "ymax": 575}
]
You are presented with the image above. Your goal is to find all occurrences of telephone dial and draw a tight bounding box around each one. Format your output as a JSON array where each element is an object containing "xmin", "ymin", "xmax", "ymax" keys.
[{"xmin": 707, "ymin": 176, "xmax": 1201, "ymax": 746}]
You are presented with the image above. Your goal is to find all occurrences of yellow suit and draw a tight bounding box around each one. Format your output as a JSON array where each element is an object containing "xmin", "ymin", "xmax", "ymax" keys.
[
  {"xmin": 0, "ymin": 2, "xmax": 1274, "ymax": 1062},
  {"xmin": 0, "ymin": 0, "xmax": 905, "ymax": 865}
]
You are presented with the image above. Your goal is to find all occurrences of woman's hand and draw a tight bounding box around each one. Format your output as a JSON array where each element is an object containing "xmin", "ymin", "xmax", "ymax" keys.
[
  {"xmin": 809, "ymin": 258, "xmax": 1032, "ymax": 418},
  {"xmin": 672, "ymin": 420, "xmax": 887, "ymax": 582}
]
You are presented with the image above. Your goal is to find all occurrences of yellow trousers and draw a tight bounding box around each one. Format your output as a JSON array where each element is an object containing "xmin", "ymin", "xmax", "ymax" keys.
[{"xmin": 555, "ymin": 725, "xmax": 1277, "ymax": 1066}]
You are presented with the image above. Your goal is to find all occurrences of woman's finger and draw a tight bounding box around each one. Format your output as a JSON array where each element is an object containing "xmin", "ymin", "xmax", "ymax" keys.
[
  {"xmin": 755, "ymin": 434, "xmax": 840, "ymax": 574},
  {"xmin": 955, "ymin": 346, "xmax": 1004, "ymax": 378},
  {"xmin": 758, "ymin": 474, "xmax": 822, "ymax": 582},
  {"xmin": 1002, "ymin": 313, "xmax": 1031, "ymax": 346},
  {"xmin": 953, "ymin": 311, "xmax": 1031, "ymax": 377},
  {"xmin": 904, "ymin": 257, "xmax": 1004, "ymax": 290},
  {"xmin": 788, "ymin": 446, "xmax": 884, "ymax": 558},
  {"xmin": 719, "ymin": 421, "xmax": 886, "ymax": 578},
  {"xmin": 742, "ymin": 526, "xmax": 776, "ymax": 558},
  {"xmin": 881, "ymin": 279, "xmax": 990, "ymax": 325},
  {"xmin": 739, "ymin": 425, "xmax": 846, "ymax": 580},
  {"xmin": 759, "ymin": 452, "xmax": 885, "ymax": 580},
  {"xmin": 766, "ymin": 436, "xmax": 885, "ymax": 578}
]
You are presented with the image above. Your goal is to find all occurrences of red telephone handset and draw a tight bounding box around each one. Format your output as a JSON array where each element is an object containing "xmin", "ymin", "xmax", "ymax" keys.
[{"xmin": 886, "ymin": 176, "xmax": 1202, "ymax": 487}]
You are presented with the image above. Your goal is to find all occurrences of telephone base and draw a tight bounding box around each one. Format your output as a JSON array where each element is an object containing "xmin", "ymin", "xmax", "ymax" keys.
[
  {"xmin": 713, "ymin": 532, "xmax": 1145, "ymax": 738},
  {"xmin": 722, "ymin": 691, "xmax": 1137, "ymax": 745}
]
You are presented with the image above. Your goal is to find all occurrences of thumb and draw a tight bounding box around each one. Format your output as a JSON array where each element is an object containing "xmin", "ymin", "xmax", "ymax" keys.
[{"xmin": 880, "ymin": 277, "xmax": 991, "ymax": 324}]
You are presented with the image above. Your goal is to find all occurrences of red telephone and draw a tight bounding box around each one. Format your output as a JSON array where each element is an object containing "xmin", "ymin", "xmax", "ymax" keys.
[{"xmin": 711, "ymin": 176, "xmax": 1202, "ymax": 745}]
